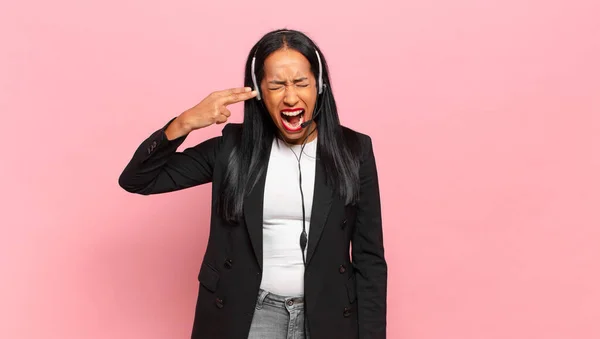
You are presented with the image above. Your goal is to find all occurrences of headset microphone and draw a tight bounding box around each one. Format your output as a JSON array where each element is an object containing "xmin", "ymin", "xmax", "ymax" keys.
[{"xmin": 300, "ymin": 110, "xmax": 319, "ymax": 129}]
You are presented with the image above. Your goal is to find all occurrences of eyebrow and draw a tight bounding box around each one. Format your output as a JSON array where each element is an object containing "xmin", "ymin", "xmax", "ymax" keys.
[{"xmin": 268, "ymin": 77, "xmax": 309, "ymax": 85}]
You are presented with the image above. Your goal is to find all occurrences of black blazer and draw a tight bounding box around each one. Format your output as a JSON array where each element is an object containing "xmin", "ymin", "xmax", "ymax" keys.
[{"xmin": 118, "ymin": 119, "xmax": 387, "ymax": 339}]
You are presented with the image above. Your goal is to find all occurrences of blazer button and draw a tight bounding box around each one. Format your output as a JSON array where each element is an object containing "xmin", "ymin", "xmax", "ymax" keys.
[
  {"xmin": 339, "ymin": 265, "xmax": 346, "ymax": 274},
  {"xmin": 215, "ymin": 298, "xmax": 224, "ymax": 309},
  {"xmin": 341, "ymin": 219, "xmax": 347, "ymax": 228},
  {"xmin": 224, "ymin": 258, "xmax": 233, "ymax": 269},
  {"xmin": 343, "ymin": 307, "xmax": 351, "ymax": 317},
  {"xmin": 147, "ymin": 141, "xmax": 158, "ymax": 154}
]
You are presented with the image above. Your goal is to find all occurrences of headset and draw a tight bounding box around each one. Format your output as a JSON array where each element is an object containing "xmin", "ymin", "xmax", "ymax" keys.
[{"xmin": 250, "ymin": 35, "xmax": 327, "ymax": 338}]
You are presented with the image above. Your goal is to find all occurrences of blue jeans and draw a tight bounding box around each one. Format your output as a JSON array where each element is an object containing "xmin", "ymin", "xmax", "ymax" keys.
[{"xmin": 248, "ymin": 289, "xmax": 310, "ymax": 339}]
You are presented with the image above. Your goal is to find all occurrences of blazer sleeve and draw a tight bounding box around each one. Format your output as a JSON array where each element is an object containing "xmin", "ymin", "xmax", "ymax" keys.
[
  {"xmin": 352, "ymin": 135, "xmax": 387, "ymax": 339},
  {"xmin": 118, "ymin": 118, "xmax": 232, "ymax": 195}
]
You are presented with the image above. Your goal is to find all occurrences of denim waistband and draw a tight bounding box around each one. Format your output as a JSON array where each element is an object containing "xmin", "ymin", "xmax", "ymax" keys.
[{"xmin": 256, "ymin": 289, "xmax": 304, "ymax": 310}]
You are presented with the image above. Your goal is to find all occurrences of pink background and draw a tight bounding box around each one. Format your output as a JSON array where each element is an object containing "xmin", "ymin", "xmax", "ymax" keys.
[{"xmin": 1, "ymin": 0, "xmax": 599, "ymax": 338}]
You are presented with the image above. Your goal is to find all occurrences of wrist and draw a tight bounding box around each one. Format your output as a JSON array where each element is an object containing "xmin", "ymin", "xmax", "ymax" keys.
[
  {"xmin": 165, "ymin": 115, "xmax": 192, "ymax": 140},
  {"xmin": 176, "ymin": 114, "xmax": 194, "ymax": 134}
]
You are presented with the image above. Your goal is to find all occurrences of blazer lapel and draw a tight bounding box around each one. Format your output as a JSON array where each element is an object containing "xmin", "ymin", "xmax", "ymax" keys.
[
  {"xmin": 306, "ymin": 155, "xmax": 333, "ymax": 265},
  {"xmin": 243, "ymin": 145, "xmax": 272, "ymax": 271}
]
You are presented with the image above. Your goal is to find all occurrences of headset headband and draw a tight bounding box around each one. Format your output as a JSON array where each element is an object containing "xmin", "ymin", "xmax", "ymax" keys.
[{"xmin": 251, "ymin": 36, "xmax": 324, "ymax": 101}]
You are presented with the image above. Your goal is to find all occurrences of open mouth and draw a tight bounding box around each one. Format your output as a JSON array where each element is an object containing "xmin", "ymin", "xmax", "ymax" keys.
[{"xmin": 280, "ymin": 108, "xmax": 305, "ymax": 132}]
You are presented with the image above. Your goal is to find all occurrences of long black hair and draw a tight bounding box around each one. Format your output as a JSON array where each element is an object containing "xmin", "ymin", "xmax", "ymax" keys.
[{"xmin": 218, "ymin": 28, "xmax": 361, "ymax": 224}]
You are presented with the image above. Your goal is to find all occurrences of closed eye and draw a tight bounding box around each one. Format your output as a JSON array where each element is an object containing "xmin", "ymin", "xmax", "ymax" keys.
[
  {"xmin": 268, "ymin": 77, "xmax": 310, "ymax": 90},
  {"xmin": 268, "ymin": 83, "xmax": 309, "ymax": 90}
]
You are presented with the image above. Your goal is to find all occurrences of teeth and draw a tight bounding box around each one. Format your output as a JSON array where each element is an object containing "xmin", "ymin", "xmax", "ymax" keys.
[{"xmin": 281, "ymin": 110, "xmax": 304, "ymax": 117}]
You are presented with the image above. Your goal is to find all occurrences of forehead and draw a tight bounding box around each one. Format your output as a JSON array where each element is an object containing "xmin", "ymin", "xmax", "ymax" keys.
[{"xmin": 263, "ymin": 49, "xmax": 312, "ymax": 78}]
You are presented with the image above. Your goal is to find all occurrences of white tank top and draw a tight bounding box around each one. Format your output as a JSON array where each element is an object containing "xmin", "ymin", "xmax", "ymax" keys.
[{"xmin": 259, "ymin": 136, "xmax": 317, "ymax": 297}]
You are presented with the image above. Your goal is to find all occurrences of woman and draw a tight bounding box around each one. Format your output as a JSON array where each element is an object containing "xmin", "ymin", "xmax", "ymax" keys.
[{"xmin": 119, "ymin": 29, "xmax": 387, "ymax": 339}]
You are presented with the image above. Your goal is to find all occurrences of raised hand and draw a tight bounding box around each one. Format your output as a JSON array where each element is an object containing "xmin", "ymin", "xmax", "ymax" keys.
[{"xmin": 165, "ymin": 87, "xmax": 257, "ymax": 140}]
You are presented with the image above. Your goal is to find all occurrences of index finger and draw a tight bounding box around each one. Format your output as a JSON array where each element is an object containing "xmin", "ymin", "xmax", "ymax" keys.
[
  {"xmin": 222, "ymin": 89, "xmax": 258, "ymax": 105},
  {"xmin": 217, "ymin": 87, "xmax": 253, "ymax": 96}
]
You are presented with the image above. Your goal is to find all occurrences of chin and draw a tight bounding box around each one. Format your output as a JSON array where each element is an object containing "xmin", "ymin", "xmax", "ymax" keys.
[
  {"xmin": 278, "ymin": 126, "xmax": 303, "ymax": 138},
  {"xmin": 277, "ymin": 123, "xmax": 315, "ymax": 145}
]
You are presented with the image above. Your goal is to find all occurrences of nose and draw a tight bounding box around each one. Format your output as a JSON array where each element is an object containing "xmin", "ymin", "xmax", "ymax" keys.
[{"xmin": 283, "ymin": 85, "xmax": 299, "ymax": 106}]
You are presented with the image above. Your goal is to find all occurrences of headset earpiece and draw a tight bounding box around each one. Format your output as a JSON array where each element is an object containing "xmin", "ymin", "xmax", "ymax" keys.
[
  {"xmin": 251, "ymin": 56, "xmax": 262, "ymax": 101},
  {"xmin": 315, "ymin": 49, "xmax": 323, "ymax": 95}
]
